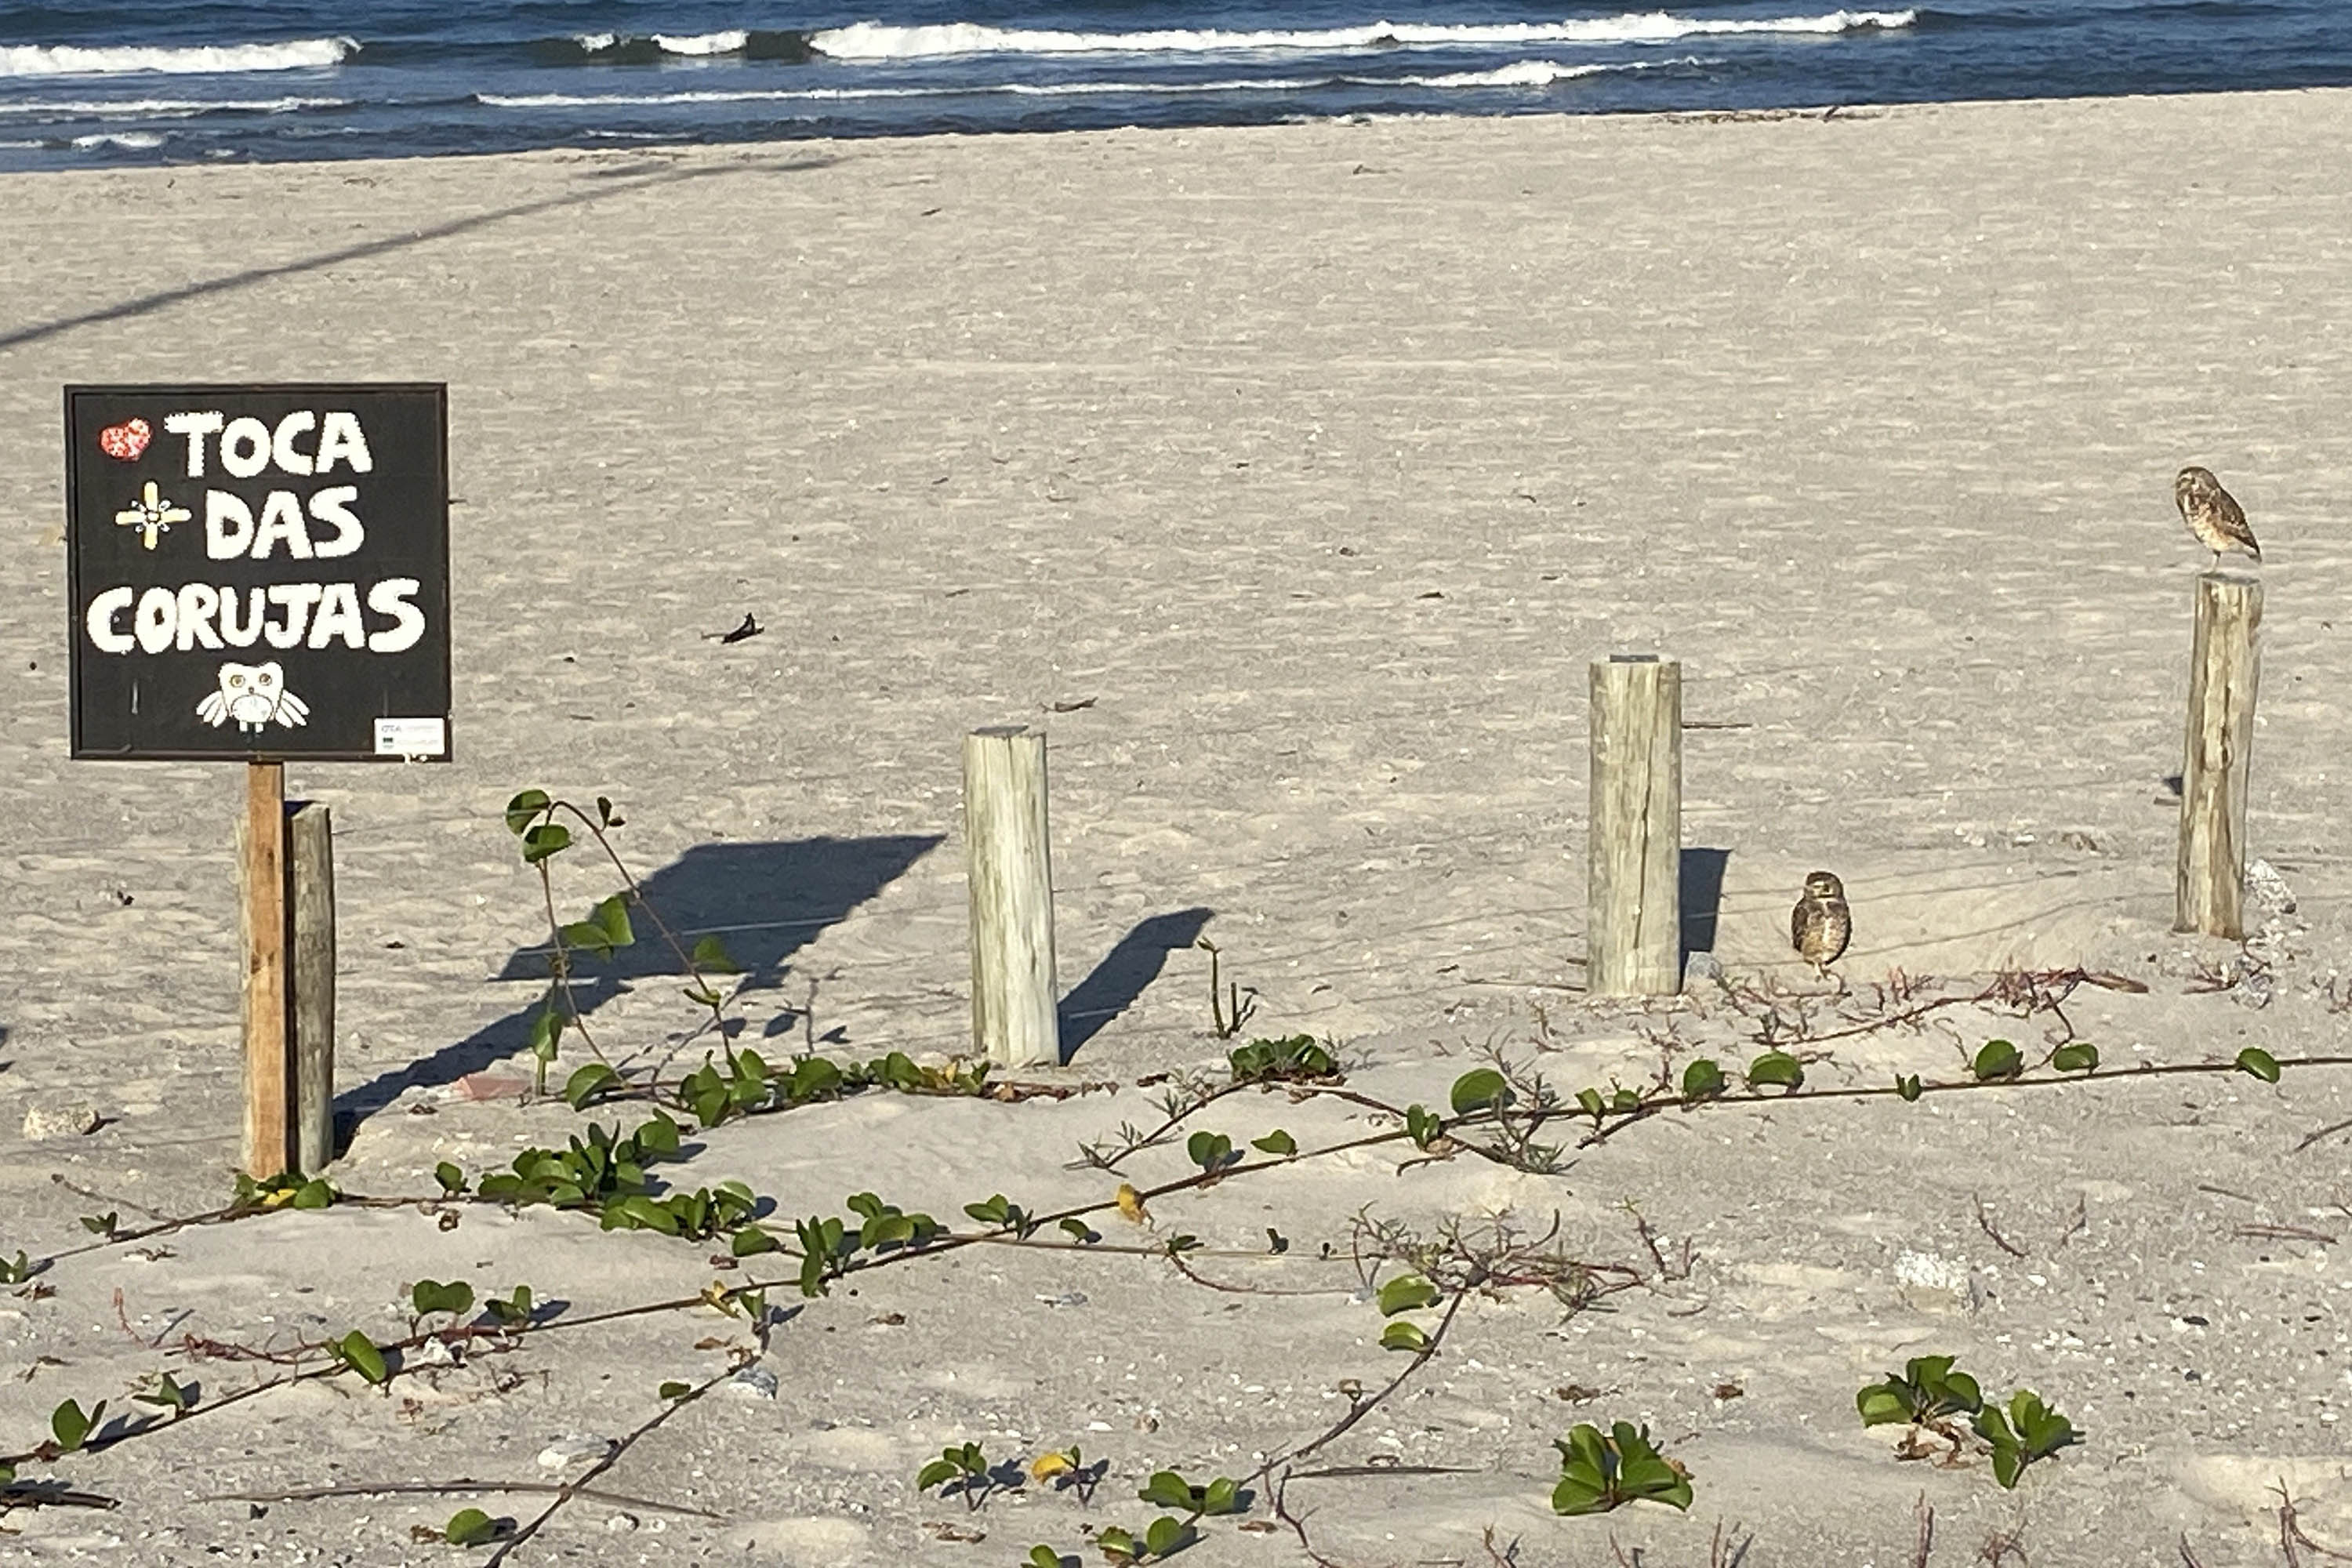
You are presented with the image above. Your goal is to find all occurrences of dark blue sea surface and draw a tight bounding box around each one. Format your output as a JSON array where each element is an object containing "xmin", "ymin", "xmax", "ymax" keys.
[{"xmin": 1, "ymin": 1, "xmax": 2347, "ymax": 171}]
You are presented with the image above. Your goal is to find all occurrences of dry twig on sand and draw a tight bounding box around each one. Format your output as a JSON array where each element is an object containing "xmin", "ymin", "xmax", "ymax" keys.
[
  {"xmin": 1972, "ymin": 1193, "xmax": 2029, "ymax": 1259},
  {"xmin": 482, "ymin": 1363, "xmax": 737, "ymax": 1566},
  {"xmin": 1479, "ymin": 1523, "xmax": 1523, "ymax": 1566},
  {"xmin": 0, "ymin": 1481, "xmax": 118, "ymax": 1512},
  {"xmin": 1976, "ymin": 1523, "xmax": 2029, "ymax": 1565},
  {"xmin": 2294, "ymin": 1114, "xmax": 2352, "ymax": 1153},
  {"xmin": 2274, "ymin": 1479, "xmax": 2352, "ymax": 1566},
  {"xmin": 203, "ymin": 1478, "xmax": 717, "ymax": 1518}
]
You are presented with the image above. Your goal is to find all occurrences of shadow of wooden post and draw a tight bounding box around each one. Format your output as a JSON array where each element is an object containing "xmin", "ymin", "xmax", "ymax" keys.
[{"xmin": 1679, "ymin": 847, "xmax": 1730, "ymax": 971}]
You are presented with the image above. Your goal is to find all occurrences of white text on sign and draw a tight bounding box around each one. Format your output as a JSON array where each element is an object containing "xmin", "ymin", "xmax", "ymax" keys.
[
  {"xmin": 85, "ymin": 581, "xmax": 426, "ymax": 655},
  {"xmin": 162, "ymin": 410, "xmax": 374, "ymax": 479},
  {"xmin": 82, "ymin": 405, "xmax": 426, "ymax": 660}
]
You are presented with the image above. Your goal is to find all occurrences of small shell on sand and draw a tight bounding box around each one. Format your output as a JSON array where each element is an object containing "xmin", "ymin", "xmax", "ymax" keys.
[
  {"xmin": 536, "ymin": 1433, "xmax": 614, "ymax": 1469},
  {"xmin": 726, "ymin": 1365, "xmax": 779, "ymax": 1399},
  {"xmin": 1892, "ymin": 1249, "xmax": 1981, "ymax": 1313},
  {"xmin": 21, "ymin": 1102, "xmax": 98, "ymax": 1141}
]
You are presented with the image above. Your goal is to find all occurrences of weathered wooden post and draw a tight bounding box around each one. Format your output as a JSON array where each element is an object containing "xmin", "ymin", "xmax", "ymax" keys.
[
  {"xmin": 239, "ymin": 763, "xmax": 292, "ymax": 1179},
  {"xmin": 1588, "ymin": 655, "xmax": 1682, "ymax": 996},
  {"xmin": 2176, "ymin": 572, "xmax": 2262, "ymax": 938},
  {"xmin": 964, "ymin": 724, "xmax": 1060, "ymax": 1067},
  {"xmin": 290, "ymin": 801, "xmax": 337, "ymax": 1175}
]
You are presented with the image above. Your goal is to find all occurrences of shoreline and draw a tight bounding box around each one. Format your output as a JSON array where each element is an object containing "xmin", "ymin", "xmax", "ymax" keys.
[{"xmin": 0, "ymin": 78, "xmax": 2348, "ymax": 182}]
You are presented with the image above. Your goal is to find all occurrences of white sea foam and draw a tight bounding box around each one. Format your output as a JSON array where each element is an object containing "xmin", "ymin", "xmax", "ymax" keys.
[
  {"xmin": 480, "ymin": 56, "xmax": 1688, "ymax": 110},
  {"xmin": 1005, "ymin": 54, "xmax": 1700, "ymax": 92},
  {"xmin": 71, "ymin": 129, "xmax": 166, "ymax": 148},
  {"xmin": 485, "ymin": 87, "xmax": 926, "ymax": 107},
  {"xmin": 1000, "ymin": 76, "xmax": 1319, "ymax": 96},
  {"xmin": 1396, "ymin": 55, "xmax": 1698, "ymax": 87},
  {"xmin": 0, "ymin": 38, "xmax": 354, "ymax": 78},
  {"xmin": 0, "ymin": 95, "xmax": 344, "ymax": 117},
  {"xmin": 809, "ymin": 9, "xmax": 1912, "ymax": 60},
  {"xmin": 572, "ymin": 30, "xmax": 752, "ymax": 56},
  {"xmin": 652, "ymin": 31, "xmax": 750, "ymax": 55}
]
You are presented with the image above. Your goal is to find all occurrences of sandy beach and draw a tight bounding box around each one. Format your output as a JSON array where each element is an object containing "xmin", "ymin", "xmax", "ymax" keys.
[{"xmin": 2, "ymin": 88, "xmax": 2350, "ymax": 1563}]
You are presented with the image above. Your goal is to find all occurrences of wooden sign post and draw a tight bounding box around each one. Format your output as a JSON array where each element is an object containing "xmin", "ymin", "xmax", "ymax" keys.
[
  {"xmin": 241, "ymin": 763, "xmax": 291, "ymax": 1177},
  {"xmin": 65, "ymin": 384, "xmax": 452, "ymax": 1178}
]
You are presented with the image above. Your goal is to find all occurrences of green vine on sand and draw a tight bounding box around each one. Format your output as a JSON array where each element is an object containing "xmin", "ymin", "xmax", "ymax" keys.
[{"xmin": 6, "ymin": 789, "xmax": 2347, "ymax": 1558}]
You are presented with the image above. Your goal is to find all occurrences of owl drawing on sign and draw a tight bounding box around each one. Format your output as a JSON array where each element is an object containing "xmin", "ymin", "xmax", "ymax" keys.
[{"xmin": 195, "ymin": 662, "xmax": 310, "ymax": 734}]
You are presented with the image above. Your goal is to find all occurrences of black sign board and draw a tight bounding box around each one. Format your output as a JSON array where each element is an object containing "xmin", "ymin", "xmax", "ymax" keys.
[{"xmin": 66, "ymin": 384, "xmax": 451, "ymax": 762}]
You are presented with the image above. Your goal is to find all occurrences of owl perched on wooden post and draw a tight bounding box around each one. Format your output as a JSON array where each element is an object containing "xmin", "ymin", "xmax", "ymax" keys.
[
  {"xmin": 1790, "ymin": 870, "xmax": 1851, "ymax": 978},
  {"xmin": 2175, "ymin": 466, "xmax": 2261, "ymax": 568}
]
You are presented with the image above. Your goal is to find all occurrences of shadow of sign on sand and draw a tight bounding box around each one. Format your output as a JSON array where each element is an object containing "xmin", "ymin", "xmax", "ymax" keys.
[{"xmin": 344, "ymin": 833, "xmax": 942, "ymax": 1117}]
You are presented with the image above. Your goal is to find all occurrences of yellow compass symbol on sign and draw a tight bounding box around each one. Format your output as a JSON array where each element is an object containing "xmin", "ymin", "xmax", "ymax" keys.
[{"xmin": 113, "ymin": 480, "xmax": 191, "ymax": 550}]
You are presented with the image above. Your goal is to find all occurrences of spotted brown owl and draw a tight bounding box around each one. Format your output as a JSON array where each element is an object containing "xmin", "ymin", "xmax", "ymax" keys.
[
  {"xmin": 1790, "ymin": 870, "xmax": 1851, "ymax": 978},
  {"xmin": 2174, "ymin": 466, "xmax": 2260, "ymax": 567}
]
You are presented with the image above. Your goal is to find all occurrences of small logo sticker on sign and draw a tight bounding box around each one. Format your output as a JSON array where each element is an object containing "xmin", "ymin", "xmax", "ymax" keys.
[{"xmin": 374, "ymin": 717, "xmax": 447, "ymax": 757}]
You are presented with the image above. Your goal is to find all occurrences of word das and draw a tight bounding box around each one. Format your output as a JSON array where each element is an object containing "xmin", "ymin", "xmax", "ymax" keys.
[
  {"xmin": 85, "ymin": 580, "xmax": 426, "ymax": 656},
  {"xmin": 163, "ymin": 410, "xmax": 373, "ymax": 479},
  {"xmin": 204, "ymin": 488, "xmax": 365, "ymax": 561}
]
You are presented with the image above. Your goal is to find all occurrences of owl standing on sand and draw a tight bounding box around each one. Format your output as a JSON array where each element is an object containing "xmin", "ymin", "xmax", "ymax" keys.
[
  {"xmin": 1790, "ymin": 870, "xmax": 1851, "ymax": 978},
  {"xmin": 2174, "ymin": 466, "xmax": 2261, "ymax": 567}
]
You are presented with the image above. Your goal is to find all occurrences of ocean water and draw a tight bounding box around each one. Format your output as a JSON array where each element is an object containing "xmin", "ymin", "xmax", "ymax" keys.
[{"xmin": 0, "ymin": 1, "xmax": 2346, "ymax": 172}]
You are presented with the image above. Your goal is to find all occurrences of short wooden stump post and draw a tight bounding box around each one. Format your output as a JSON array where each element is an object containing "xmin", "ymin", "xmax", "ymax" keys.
[
  {"xmin": 290, "ymin": 801, "xmax": 337, "ymax": 1176},
  {"xmin": 964, "ymin": 724, "xmax": 1060, "ymax": 1068},
  {"xmin": 2176, "ymin": 572, "xmax": 2263, "ymax": 938},
  {"xmin": 1588, "ymin": 655, "xmax": 1682, "ymax": 996}
]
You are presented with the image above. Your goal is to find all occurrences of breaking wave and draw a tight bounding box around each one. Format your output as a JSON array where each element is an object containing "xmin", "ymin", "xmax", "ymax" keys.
[
  {"xmin": 805, "ymin": 9, "xmax": 1915, "ymax": 60},
  {"xmin": 575, "ymin": 30, "xmax": 746, "ymax": 56},
  {"xmin": 477, "ymin": 55, "xmax": 1704, "ymax": 108},
  {"xmin": 0, "ymin": 39, "xmax": 354, "ymax": 78},
  {"xmin": 0, "ymin": 94, "xmax": 345, "ymax": 116},
  {"xmin": 552, "ymin": 29, "xmax": 815, "ymax": 64}
]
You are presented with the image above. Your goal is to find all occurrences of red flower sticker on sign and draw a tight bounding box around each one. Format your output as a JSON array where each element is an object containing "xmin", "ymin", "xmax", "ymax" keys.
[{"xmin": 98, "ymin": 418, "xmax": 151, "ymax": 462}]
